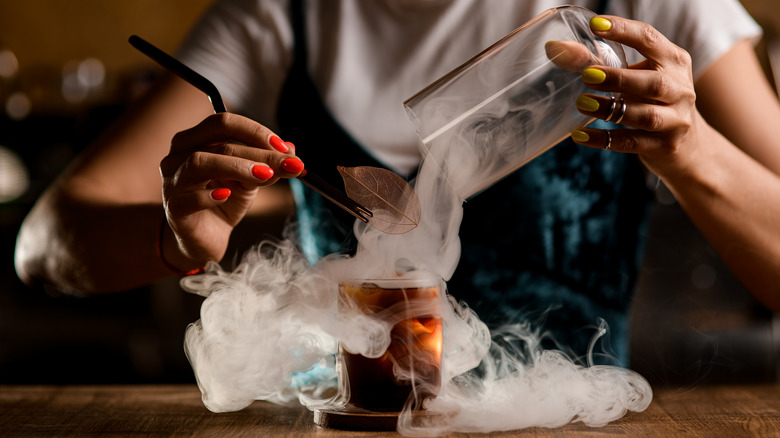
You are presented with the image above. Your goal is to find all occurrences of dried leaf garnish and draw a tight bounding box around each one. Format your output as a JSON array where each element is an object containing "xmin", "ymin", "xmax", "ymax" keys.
[{"xmin": 337, "ymin": 166, "xmax": 421, "ymax": 235}]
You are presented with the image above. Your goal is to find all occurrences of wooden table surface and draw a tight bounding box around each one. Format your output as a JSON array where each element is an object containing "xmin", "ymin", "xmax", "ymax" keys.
[{"xmin": 0, "ymin": 384, "xmax": 778, "ymax": 437}]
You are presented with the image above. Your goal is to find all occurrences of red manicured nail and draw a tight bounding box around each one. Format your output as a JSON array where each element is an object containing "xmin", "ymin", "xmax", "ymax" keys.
[
  {"xmin": 285, "ymin": 141, "xmax": 295, "ymax": 151},
  {"xmin": 269, "ymin": 135, "xmax": 288, "ymax": 153},
  {"xmin": 281, "ymin": 158, "xmax": 304, "ymax": 173},
  {"xmin": 211, "ymin": 188, "xmax": 231, "ymax": 200},
  {"xmin": 252, "ymin": 164, "xmax": 274, "ymax": 180}
]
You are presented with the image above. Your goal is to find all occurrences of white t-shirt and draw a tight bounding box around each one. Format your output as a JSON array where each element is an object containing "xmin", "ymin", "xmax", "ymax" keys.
[{"xmin": 179, "ymin": 0, "xmax": 761, "ymax": 175}]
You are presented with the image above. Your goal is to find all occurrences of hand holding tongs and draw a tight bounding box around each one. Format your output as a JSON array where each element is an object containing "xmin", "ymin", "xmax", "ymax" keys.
[{"xmin": 128, "ymin": 35, "xmax": 372, "ymax": 223}]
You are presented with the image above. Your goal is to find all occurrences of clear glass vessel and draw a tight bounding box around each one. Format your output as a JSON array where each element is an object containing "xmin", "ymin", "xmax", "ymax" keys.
[{"xmin": 404, "ymin": 6, "xmax": 627, "ymax": 200}]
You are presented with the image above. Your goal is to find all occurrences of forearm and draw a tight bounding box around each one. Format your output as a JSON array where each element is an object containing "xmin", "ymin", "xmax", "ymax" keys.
[
  {"xmin": 14, "ymin": 73, "xmax": 303, "ymax": 294},
  {"xmin": 14, "ymin": 74, "xmax": 226, "ymax": 294},
  {"xmin": 15, "ymin": 187, "xmax": 174, "ymax": 295},
  {"xmin": 658, "ymin": 125, "xmax": 780, "ymax": 311}
]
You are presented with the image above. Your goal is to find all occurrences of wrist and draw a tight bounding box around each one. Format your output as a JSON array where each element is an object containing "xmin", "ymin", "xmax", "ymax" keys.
[
  {"xmin": 157, "ymin": 213, "xmax": 205, "ymax": 276},
  {"xmin": 648, "ymin": 122, "xmax": 727, "ymax": 200},
  {"xmin": 641, "ymin": 117, "xmax": 709, "ymax": 182}
]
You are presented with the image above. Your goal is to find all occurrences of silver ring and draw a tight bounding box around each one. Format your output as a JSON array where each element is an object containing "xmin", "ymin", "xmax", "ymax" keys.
[
  {"xmin": 610, "ymin": 98, "xmax": 627, "ymax": 124},
  {"xmin": 605, "ymin": 130, "xmax": 612, "ymax": 150},
  {"xmin": 604, "ymin": 97, "xmax": 618, "ymax": 122}
]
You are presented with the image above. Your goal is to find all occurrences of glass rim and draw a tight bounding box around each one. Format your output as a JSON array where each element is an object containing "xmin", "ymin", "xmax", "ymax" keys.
[
  {"xmin": 339, "ymin": 273, "xmax": 442, "ymax": 290},
  {"xmin": 403, "ymin": 5, "xmax": 598, "ymax": 107}
]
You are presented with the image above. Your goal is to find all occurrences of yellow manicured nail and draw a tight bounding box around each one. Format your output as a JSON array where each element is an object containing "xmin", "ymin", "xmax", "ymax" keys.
[
  {"xmin": 590, "ymin": 17, "xmax": 612, "ymax": 32},
  {"xmin": 582, "ymin": 68, "xmax": 606, "ymax": 84},
  {"xmin": 576, "ymin": 95, "xmax": 600, "ymax": 112},
  {"xmin": 571, "ymin": 130, "xmax": 590, "ymax": 143}
]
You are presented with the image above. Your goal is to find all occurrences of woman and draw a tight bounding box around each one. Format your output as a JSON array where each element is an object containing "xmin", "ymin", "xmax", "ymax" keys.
[{"xmin": 15, "ymin": 0, "xmax": 780, "ymax": 365}]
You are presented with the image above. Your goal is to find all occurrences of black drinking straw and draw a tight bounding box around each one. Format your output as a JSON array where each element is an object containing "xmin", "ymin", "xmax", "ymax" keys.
[{"xmin": 129, "ymin": 35, "xmax": 372, "ymax": 223}]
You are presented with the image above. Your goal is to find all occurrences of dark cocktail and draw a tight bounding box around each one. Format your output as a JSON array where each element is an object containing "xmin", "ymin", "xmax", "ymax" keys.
[{"xmin": 339, "ymin": 276, "xmax": 443, "ymax": 412}]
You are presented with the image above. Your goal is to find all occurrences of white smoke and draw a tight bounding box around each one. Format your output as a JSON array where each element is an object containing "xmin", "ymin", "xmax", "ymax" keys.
[
  {"xmin": 398, "ymin": 320, "xmax": 651, "ymax": 435},
  {"xmin": 180, "ymin": 6, "xmax": 651, "ymax": 434},
  {"xmin": 181, "ymin": 223, "xmax": 651, "ymax": 434}
]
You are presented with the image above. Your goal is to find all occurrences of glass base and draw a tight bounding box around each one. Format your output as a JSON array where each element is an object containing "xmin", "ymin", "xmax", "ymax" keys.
[{"xmin": 313, "ymin": 405, "xmax": 439, "ymax": 431}]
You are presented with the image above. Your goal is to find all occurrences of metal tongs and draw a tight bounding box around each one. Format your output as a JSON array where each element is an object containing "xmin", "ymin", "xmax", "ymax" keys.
[{"xmin": 128, "ymin": 35, "xmax": 372, "ymax": 223}]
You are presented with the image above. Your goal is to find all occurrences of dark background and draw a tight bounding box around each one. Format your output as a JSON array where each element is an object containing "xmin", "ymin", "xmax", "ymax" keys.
[{"xmin": 0, "ymin": 0, "xmax": 777, "ymax": 386}]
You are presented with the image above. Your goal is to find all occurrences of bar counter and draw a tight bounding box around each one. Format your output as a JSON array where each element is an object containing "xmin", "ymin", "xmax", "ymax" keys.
[{"xmin": 0, "ymin": 384, "xmax": 777, "ymax": 437}]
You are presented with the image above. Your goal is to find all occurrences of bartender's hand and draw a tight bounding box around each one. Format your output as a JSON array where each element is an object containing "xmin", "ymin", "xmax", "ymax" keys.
[
  {"xmin": 570, "ymin": 16, "xmax": 704, "ymax": 178},
  {"xmin": 159, "ymin": 112, "xmax": 304, "ymax": 271}
]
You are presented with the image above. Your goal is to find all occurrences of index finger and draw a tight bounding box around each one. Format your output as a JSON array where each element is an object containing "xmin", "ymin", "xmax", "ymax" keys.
[
  {"xmin": 171, "ymin": 112, "xmax": 290, "ymax": 154},
  {"xmin": 589, "ymin": 15, "xmax": 676, "ymax": 66}
]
